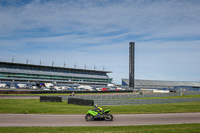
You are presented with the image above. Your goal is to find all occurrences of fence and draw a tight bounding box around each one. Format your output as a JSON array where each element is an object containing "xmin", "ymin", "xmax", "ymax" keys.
[
  {"xmin": 93, "ymin": 98, "xmax": 200, "ymax": 105},
  {"xmin": 62, "ymin": 91, "xmax": 200, "ymax": 106},
  {"xmin": 62, "ymin": 91, "xmax": 200, "ymax": 101},
  {"xmin": 68, "ymin": 98, "xmax": 94, "ymax": 106}
]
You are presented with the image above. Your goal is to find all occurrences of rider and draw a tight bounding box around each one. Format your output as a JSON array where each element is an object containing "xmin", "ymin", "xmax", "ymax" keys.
[{"xmin": 94, "ymin": 104, "xmax": 104, "ymax": 117}]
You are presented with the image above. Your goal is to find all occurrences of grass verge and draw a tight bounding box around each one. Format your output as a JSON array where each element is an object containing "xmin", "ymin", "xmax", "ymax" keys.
[
  {"xmin": 0, "ymin": 124, "xmax": 200, "ymax": 133},
  {"xmin": 0, "ymin": 99, "xmax": 200, "ymax": 114}
]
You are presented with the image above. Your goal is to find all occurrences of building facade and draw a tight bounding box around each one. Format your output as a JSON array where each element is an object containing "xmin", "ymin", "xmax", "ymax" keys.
[
  {"xmin": 122, "ymin": 79, "xmax": 200, "ymax": 91},
  {"xmin": 0, "ymin": 61, "xmax": 112, "ymax": 87}
]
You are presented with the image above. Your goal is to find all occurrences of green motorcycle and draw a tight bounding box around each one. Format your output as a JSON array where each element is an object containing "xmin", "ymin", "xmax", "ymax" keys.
[{"xmin": 85, "ymin": 109, "xmax": 113, "ymax": 121}]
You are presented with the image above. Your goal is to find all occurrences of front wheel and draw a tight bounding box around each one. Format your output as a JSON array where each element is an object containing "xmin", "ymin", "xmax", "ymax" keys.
[
  {"xmin": 104, "ymin": 114, "xmax": 113, "ymax": 121},
  {"xmin": 85, "ymin": 114, "xmax": 94, "ymax": 121}
]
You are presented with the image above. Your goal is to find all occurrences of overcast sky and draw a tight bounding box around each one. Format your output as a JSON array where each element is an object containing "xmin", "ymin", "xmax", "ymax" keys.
[{"xmin": 0, "ymin": 0, "xmax": 200, "ymax": 84}]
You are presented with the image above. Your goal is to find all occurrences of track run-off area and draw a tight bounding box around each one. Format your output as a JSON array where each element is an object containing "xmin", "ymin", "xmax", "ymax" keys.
[{"xmin": 0, "ymin": 113, "xmax": 200, "ymax": 127}]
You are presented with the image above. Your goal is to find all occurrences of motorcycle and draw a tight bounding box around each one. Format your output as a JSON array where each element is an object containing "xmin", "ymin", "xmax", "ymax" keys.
[{"xmin": 85, "ymin": 109, "xmax": 113, "ymax": 121}]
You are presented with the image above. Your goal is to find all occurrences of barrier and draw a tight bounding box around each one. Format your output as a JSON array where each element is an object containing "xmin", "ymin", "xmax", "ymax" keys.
[
  {"xmin": 61, "ymin": 91, "xmax": 200, "ymax": 100},
  {"xmin": 0, "ymin": 90, "xmax": 133, "ymax": 94},
  {"xmin": 40, "ymin": 96, "xmax": 62, "ymax": 102},
  {"xmin": 94, "ymin": 98, "xmax": 200, "ymax": 105},
  {"xmin": 68, "ymin": 98, "xmax": 94, "ymax": 106},
  {"xmin": 62, "ymin": 92, "xmax": 200, "ymax": 106},
  {"xmin": 0, "ymin": 91, "xmax": 31, "ymax": 94}
]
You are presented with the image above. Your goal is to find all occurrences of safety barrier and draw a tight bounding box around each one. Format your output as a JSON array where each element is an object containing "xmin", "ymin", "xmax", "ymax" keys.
[
  {"xmin": 40, "ymin": 96, "xmax": 62, "ymax": 102},
  {"xmin": 31, "ymin": 90, "xmax": 132, "ymax": 94},
  {"xmin": 61, "ymin": 92, "xmax": 200, "ymax": 106},
  {"xmin": 0, "ymin": 90, "xmax": 31, "ymax": 94},
  {"xmin": 62, "ymin": 91, "xmax": 200, "ymax": 100},
  {"xmin": 94, "ymin": 98, "xmax": 200, "ymax": 106},
  {"xmin": 0, "ymin": 90, "xmax": 132, "ymax": 94},
  {"xmin": 68, "ymin": 98, "xmax": 94, "ymax": 106}
]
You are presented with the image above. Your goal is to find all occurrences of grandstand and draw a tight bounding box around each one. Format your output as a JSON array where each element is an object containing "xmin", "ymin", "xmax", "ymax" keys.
[
  {"xmin": 122, "ymin": 79, "xmax": 200, "ymax": 91},
  {"xmin": 0, "ymin": 61, "xmax": 112, "ymax": 88}
]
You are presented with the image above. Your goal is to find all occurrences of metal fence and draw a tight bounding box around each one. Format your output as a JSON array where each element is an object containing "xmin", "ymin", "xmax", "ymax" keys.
[
  {"xmin": 94, "ymin": 98, "xmax": 200, "ymax": 105},
  {"xmin": 62, "ymin": 91, "xmax": 200, "ymax": 101},
  {"xmin": 61, "ymin": 91, "xmax": 200, "ymax": 105}
]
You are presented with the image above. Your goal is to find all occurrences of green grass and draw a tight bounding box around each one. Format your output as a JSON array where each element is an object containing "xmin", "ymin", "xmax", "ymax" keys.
[
  {"xmin": 0, "ymin": 124, "xmax": 200, "ymax": 133},
  {"xmin": 0, "ymin": 99, "xmax": 88, "ymax": 114},
  {"xmin": 0, "ymin": 99, "xmax": 200, "ymax": 114}
]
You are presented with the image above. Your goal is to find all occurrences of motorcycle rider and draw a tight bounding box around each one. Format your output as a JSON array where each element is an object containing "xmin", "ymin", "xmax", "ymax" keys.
[{"xmin": 94, "ymin": 104, "xmax": 104, "ymax": 118}]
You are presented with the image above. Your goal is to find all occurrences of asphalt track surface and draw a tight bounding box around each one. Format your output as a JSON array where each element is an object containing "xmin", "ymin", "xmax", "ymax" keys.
[{"xmin": 0, "ymin": 113, "xmax": 200, "ymax": 127}]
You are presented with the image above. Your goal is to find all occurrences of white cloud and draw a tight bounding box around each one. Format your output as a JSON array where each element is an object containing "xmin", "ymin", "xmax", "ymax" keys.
[{"xmin": 0, "ymin": 0, "xmax": 200, "ymax": 84}]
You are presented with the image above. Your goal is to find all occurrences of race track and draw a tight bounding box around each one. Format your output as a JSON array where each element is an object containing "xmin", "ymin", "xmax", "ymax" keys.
[{"xmin": 0, "ymin": 113, "xmax": 200, "ymax": 127}]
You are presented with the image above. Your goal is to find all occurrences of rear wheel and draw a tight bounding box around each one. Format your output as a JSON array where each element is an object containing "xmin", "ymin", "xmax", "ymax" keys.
[
  {"xmin": 85, "ymin": 114, "xmax": 94, "ymax": 121},
  {"xmin": 104, "ymin": 114, "xmax": 113, "ymax": 121}
]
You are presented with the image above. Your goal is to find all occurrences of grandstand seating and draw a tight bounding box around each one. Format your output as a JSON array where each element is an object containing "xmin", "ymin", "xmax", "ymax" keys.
[{"xmin": 0, "ymin": 62, "xmax": 112, "ymax": 86}]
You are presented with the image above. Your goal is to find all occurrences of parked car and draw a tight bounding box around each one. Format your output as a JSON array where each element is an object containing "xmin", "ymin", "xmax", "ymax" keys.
[{"xmin": 101, "ymin": 88, "xmax": 108, "ymax": 91}]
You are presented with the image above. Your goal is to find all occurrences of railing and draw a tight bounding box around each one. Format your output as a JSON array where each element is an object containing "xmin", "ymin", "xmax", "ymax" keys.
[
  {"xmin": 94, "ymin": 98, "xmax": 200, "ymax": 105},
  {"xmin": 62, "ymin": 91, "xmax": 200, "ymax": 100},
  {"xmin": 62, "ymin": 91, "xmax": 200, "ymax": 105}
]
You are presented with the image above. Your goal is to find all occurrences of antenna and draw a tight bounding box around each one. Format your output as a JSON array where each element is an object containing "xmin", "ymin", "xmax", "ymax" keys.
[
  {"xmin": 52, "ymin": 61, "xmax": 54, "ymax": 67},
  {"xmin": 26, "ymin": 58, "xmax": 28, "ymax": 64},
  {"xmin": 12, "ymin": 56, "xmax": 14, "ymax": 63},
  {"xmin": 84, "ymin": 64, "xmax": 87, "ymax": 69},
  {"xmin": 103, "ymin": 66, "xmax": 105, "ymax": 71},
  {"xmin": 74, "ymin": 63, "xmax": 76, "ymax": 68},
  {"xmin": 40, "ymin": 59, "xmax": 42, "ymax": 65},
  {"xmin": 94, "ymin": 65, "xmax": 96, "ymax": 70},
  {"xmin": 64, "ymin": 62, "xmax": 65, "ymax": 67}
]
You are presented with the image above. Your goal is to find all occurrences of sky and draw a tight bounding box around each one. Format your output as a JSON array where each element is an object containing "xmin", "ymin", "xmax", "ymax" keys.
[{"xmin": 0, "ymin": 0, "xmax": 200, "ymax": 84}]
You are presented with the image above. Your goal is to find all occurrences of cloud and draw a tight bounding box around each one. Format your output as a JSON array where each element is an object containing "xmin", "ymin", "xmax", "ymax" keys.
[
  {"xmin": 0, "ymin": 0, "xmax": 200, "ymax": 84},
  {"xmin": 1, "ymin": 0, "xmax": 199, "ymax": 37}
]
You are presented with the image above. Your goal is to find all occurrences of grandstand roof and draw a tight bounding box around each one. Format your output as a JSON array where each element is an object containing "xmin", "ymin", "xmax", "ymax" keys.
[{"xmin": 0, "ymin": 61, "xmax": 112, "ymax": 74}]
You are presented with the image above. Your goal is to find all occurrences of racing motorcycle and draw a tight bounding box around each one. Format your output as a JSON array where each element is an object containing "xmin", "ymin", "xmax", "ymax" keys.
[{"xmin": 85, "ymin": 109, "xmax": 113, "ymax": 121}]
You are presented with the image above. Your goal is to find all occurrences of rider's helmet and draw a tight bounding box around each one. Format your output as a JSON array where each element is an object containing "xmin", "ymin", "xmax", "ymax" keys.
[{"xmin": 94, "ymin": 104, "xmax": 99, "ymax": 108}]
